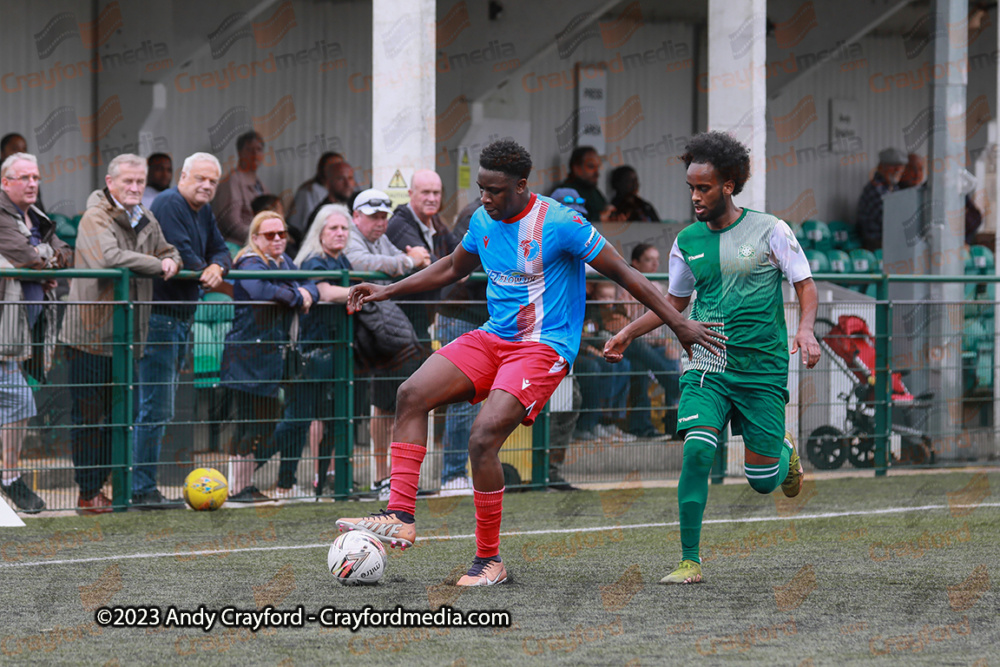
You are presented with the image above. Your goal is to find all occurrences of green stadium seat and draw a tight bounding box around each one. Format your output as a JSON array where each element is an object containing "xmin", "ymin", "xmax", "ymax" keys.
[
  {"xmin": 804, "ymin": 249, "xmax": 829, "ymax": 274},
  {"xmin": 849, "ymin": 249, "xmax": 877, "ymax": 274},
  {"xmin": 50, "ymin": 213, "xmax": 79, "ymax": 246},
  {"xmin": 801, "ymin": 220, "xmax": 832, "ymax": 251},
  {"xmin": 194, "ymin": 292, "xmax": 234, "ymax": 324},
  {"xmin": 969, "ymin": 245, "xmax": 994, "ymax": 275},
  {"xmin": 827, "ymin": 220, "xmax": 857, "ymax": 250},
  {"xmin": 825, "ymin": 249, "xmax": 850, "ymax": 274},
  {"xmin": 226, "ymin": 242, "xmax": 242, "ymax": 258},
  {"xmin": 191, "ymin": 322, "xmax": 224, "ymax": 389},
  {"xmin": 873, "ymin": 249, "xmax": 882, "ymax": 272}
]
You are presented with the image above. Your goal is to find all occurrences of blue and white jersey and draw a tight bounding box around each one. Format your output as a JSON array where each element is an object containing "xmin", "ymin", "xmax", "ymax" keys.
[{"xmin": 461, "ymin": 193, "xmax": 606, "ymax": 364}]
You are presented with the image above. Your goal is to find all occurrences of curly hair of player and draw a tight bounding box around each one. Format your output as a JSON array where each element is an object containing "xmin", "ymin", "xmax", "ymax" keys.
[
  {"xmin": 479, "ymin": 139, "xmax": 533, "ymax": 180},
  {"xmin": 680, "ymin": 132, "xmax": 752, "ymax": 196}
]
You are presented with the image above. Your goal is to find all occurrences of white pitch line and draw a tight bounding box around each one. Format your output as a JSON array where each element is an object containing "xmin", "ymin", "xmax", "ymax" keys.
[{"xmin": 2, "ymin": 502, "xmax": 997, "ymax": 570}]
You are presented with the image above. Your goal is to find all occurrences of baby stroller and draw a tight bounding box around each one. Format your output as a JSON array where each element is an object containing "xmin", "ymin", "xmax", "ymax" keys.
[{"xmin": 805, "ymin": 315, "xmax": 935, "ymax": 469}]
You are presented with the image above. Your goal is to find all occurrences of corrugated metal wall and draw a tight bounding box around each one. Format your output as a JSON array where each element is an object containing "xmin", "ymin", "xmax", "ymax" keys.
[
  {"xmin": 1, "ymin": 0, "xmax": 372, "ymax": 216},
  {"xmin": 0, "ymin": 0, "xmax": 98, "ymax": 215},
  {"xmin": 474, "ymin": 16, "xmax": 698, "ymax": 222},
  {"xmin": 765, "ymin": 26, "xmax": 996, "ymax": 225}
]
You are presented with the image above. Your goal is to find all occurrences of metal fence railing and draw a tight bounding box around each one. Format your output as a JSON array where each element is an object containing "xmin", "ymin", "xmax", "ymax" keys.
[{"xmin": 0, "ymin": 268, "xmax": 997, "ymax": 513}]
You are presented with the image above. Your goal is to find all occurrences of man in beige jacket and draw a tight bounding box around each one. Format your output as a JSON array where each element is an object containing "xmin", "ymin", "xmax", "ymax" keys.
[{"xmin": 60, "ymin": 154, "xmax": 182, "ymax": 513}]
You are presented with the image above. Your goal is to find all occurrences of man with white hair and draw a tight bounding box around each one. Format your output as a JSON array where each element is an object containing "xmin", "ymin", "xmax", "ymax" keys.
[
  {"xmin": 60, "ymin": 153, "xmax": 182, "ymax": 514},
  {"xmin": 131, "ymin": 152, "xmax": 231, "ymax": 509},
  {"xmin": 0, "ymin": 152, "xmax": 72, "ymax": 512}
]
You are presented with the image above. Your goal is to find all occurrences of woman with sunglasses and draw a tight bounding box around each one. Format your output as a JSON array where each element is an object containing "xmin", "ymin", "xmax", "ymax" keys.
[{"xmin": 221, "ymin": 211, "xmax": 319, "ymax": 502}]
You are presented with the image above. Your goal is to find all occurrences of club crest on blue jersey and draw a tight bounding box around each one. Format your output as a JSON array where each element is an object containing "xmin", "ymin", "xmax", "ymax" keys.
[{"xmin": 519, "ymin": 239, "xmax": 541, "ymax": 261}]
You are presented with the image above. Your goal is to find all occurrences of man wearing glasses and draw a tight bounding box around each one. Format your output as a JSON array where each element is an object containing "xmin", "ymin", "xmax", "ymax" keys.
[{"xmin": 0, "ymin": 152, "xmax": 72, "ymax": 512}]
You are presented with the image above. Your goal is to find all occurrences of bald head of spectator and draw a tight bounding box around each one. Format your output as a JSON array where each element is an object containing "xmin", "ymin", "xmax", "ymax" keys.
[{"xmin": 408, "ymin": 169, "xmax": 442, "ymax": 225}]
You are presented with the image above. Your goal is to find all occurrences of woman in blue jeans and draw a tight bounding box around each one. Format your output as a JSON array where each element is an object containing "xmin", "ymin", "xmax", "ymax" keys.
[{"xmin": 221, "ymin": 211, "xmax": 318, "ymax": 502}]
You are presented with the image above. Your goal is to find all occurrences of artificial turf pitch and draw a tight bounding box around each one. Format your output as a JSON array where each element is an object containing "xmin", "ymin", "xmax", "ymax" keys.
[{"xmin": 1, "ymin": 471, "xmax": 998, "ymax": 665}]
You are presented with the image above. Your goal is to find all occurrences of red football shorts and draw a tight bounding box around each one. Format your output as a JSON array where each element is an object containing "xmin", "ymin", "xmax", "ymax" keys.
[{"xmin": 435, "ymin": 329, "xmax": 569, "ymax": 425}]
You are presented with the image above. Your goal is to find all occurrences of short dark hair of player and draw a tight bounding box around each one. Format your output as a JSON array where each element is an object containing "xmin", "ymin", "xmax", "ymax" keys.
[
  {"xmin": 0, "ymin": 133, "xmax": 25, "ymax": 154},
  {"xmin": 236, "ymin": 130, "xmax": 265, "ymax": 152},
  {"xmin": 479, "ymin": 139, "xmax": 532, "ymax": 180},
  {"xmin": 680, "ymin": 132, "xmax": 751, "ymax": 196},
  {"xmin": 147, "ymin": 152, "xmax": 171, "ymax": 165},
  {"xmin": 251, "ymin": 194, "xmax": 282, "ymax": 215},
  {"xmin": 631, "ymin": 242, "xmax": 655, "ymax": 264},
  {"xmin": 315, "ymin": 151, "xmax": 342, "ymax": 183},
  {"xmin": 569, "ymin": 145, "xmax": 597, "ymax": 170}
]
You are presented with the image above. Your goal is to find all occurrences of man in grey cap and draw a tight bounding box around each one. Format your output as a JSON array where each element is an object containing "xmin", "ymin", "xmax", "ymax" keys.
[{"xmin": 855, "ymin": 147, "xmax": 907, "ymax": 251}]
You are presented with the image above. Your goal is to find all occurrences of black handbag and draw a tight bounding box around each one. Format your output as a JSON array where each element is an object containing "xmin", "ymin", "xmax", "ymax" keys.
[{"xmin": 354, "ymin": 299, "xmax": 419, "ymax": 363}]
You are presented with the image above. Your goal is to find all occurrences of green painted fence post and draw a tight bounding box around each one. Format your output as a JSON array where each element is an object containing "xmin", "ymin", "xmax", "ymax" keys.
[
  {"xmin": 874, "ymin": 275, "xmax": 890, "ymax": 476},
  {"xmin": 333, "ymin": 269, "xmax": 353, "ymax": 499},
  {"xmin": 531, "ymin": 404, "xmax": 550, "ymax": 490},
  {"xmin": 110, "ymin": 268, "xmax": 133, "ymax": 511}
]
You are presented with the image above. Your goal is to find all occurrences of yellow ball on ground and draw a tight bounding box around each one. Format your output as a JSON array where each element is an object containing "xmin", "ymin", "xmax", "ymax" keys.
[{"xmin": 183, "ymin": 468, "xmax": 229, "ymax": 511}]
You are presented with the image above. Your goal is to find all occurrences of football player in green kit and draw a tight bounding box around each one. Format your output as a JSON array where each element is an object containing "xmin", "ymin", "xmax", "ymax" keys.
[{"xmin": 604, "ymin": 131, "xmax": 822, "ymax": 584}]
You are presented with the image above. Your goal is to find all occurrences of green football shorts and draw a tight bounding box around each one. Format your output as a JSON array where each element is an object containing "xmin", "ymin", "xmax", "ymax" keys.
[{"xmin": 676, "ymin": 370, "xmax": 789, "ymax": 458}]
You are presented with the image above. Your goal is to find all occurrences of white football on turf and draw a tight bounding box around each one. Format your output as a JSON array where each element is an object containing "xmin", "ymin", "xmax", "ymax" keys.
[{"xmin": 328, "ymin": 532, "xmax": 387, "ymax": 585}]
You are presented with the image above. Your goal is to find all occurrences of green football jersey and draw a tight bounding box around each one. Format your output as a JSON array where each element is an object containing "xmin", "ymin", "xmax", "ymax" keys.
[{"xmin": 668, "ymin": 209, "xmax": 811, "ymax": 376}]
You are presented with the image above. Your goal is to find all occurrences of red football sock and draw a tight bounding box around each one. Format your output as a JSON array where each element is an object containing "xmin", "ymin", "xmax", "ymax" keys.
[
  {"xmin": 474, "ymin": 487, "xmax": 505, "ymax": 559},
  {"xmin": 387, "ymin": 442, "xmax": 426, "ymax": 516}
]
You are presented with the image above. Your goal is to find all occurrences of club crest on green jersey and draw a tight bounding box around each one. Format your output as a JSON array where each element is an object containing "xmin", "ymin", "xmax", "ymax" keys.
[{"xmin": 738, "ymin": 243, "xmax": 755, "ymax": 259}]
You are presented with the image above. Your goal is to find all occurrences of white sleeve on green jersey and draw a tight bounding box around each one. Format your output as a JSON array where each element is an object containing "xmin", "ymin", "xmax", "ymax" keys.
[
  {"xmin": 768, "ymin": 220, "xmax": 812, "ymax": 283},
  {"xmin": 667, "ymin": 239, "xmax": 695, "ymax": 297}
]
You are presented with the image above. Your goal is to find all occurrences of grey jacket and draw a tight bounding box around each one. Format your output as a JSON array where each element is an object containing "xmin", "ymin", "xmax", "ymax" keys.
[{"xmin": 344, "ymin": 221, "xmax": 414, "ymax": 277}]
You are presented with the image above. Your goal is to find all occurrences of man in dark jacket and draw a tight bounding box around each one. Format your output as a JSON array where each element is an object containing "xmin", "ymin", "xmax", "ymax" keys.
[
  {"xmin": 385, "ymin": 169, "xmax": 459, "ymax": 338},
  {"xmin": 132, "ymin": 152, "xmax": 231, "ymax": 509},
  {"xmin": 0, "ymin": 152, "xmax": 71, "ymax": 512}
]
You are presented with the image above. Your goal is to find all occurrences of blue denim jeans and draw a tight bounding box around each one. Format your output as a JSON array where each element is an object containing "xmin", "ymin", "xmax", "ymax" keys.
[
  {"xmin": 437, "ymin": 316, "xmax": 478, "ymax": 483},
  {"xmin": 132, "ymin": 313, "xmax": 192, "ymax": 494}
]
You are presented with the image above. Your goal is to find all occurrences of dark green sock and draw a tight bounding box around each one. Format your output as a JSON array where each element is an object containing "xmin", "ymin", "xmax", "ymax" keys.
[{"xmin": 678, "ymin": 430, "xmax": 718, "ymax": 563}]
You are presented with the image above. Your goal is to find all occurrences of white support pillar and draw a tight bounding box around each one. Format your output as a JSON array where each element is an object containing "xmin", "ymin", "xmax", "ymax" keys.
[
  {"xmin": 707, "ymin": 0, "xmax": 767, "ymax": 211},
  {"xmin": 371, "ymin": 0, "xmax": 437, "ymax": 202}
]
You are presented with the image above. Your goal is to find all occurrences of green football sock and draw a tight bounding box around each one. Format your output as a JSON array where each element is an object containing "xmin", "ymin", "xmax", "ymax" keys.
[
  {"xmin": 678, "ymin": 429, "xmax": 718, "ymax": 564},
  {"xmin": 744, "ymin": 444, "xmax": 790, "ymax": 494}
]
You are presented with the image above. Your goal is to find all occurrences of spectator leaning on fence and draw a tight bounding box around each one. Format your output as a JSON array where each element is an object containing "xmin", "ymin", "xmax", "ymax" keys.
[
  {"xmin": 273, "ymin": 203, "xmax": 354, "ymax": 497},
  {"xmin": 213, "ymin": 131, "xmax": 268, "ymax": 246},
  {"xmin": 131, "ymin": 152, "xmax": 231, "ymax": 510},
  {"xmin": 220, "ymin": 211, "xmax": 318, "ymax": 503},
  {"xmin": 0, "ymin": 152, "xmax": 72, "ymax": 513},
  {"xmin": 60, "ymin": 153, "xmax": 182, "ymax": 514}
]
